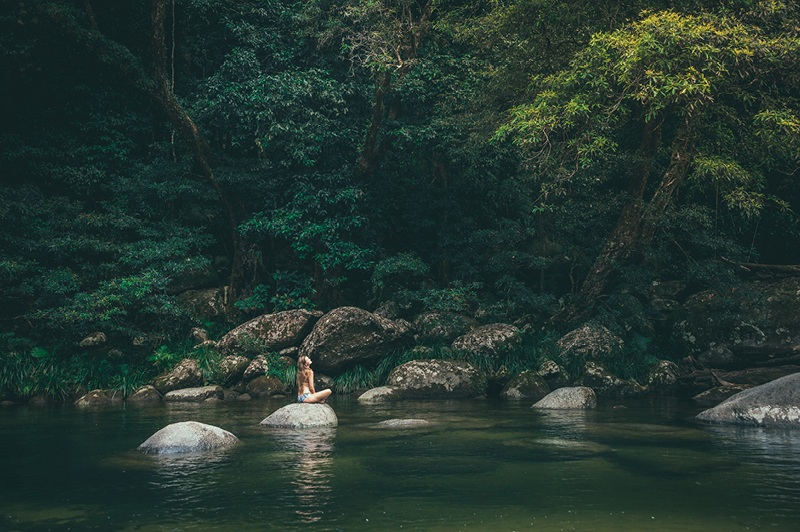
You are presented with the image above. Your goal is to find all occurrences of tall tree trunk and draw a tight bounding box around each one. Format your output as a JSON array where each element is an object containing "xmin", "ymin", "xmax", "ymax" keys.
[
  {"xmin": 147, "ymin": 0, "xmax": 251, "ymax": 308},
  {"xmin": 571, "ymin": 116, "xmax": 663, "ymax": 308}
]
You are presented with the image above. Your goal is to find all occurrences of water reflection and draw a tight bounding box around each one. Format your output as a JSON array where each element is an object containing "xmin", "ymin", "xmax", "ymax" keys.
[
  {"xmin": 268, "ymin": 428, "xmax": 335, "ymax": 523},
  {"xmin": 145, "ymin": 445, "xmax": 235, "ymax": 514}
]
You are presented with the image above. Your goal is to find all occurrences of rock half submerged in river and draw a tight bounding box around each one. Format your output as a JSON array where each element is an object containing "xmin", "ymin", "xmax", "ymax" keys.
[
  {"xmin": 163, "ymin": 385, "xmax": 223, "ymax": 403},
  {"xmin": 357, "ymin": 386, "xmax": 404, "ymax": 404},
  {"xmin": 695, "ymin": 372, "xmax": 800, "ymax": 428},
  {"xmin": 375, "ymin": 419, "xmax": 429, "ymax": 428},
  {"xmin": 531, "ymin": 387, "xmax": 597, "ymax": 409},
  {"xmin": 260, "ymin": 403, "xmax": 338, "ymax": 428},
  {"xmin": 138, "ymin": 421, "xmax": 239, "ymax": 454}
]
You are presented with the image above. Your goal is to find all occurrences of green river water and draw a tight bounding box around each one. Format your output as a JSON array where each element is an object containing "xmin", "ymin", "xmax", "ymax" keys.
[{"xmin": 1, "ymin": 396, "xmax": 799, "ymax": 532}]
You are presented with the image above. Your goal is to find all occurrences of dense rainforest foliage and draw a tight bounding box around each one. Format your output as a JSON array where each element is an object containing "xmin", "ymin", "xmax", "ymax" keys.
[{"xmin": 1, "ymin": 0, "xmax": 799, "ymax": 399}]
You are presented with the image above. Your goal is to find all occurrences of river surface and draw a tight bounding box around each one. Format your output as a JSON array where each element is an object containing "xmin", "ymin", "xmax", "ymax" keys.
[{"xmin": 2, "ymin": 396, "xmax": 799, "ymax": 532}]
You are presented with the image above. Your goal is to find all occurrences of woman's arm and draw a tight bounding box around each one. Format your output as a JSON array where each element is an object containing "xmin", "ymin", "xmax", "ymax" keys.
[{"xmin": 309, "ymin": 369, "xmax": 316, "ymax": 394}]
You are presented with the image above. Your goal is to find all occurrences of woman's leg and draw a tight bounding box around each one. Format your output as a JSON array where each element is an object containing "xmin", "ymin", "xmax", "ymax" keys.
[{"xmin": 302, "ymin": 389, "xmax": 332, "ymax": 403}]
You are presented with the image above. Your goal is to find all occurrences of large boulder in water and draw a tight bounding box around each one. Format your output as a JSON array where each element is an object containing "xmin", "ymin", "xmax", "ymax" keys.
[
  {"xmin": 500, "ymin": 370, "xmax": 551, "ymax": 400},
  {"xmin": 152, "ymin": 359, "xmax": 203, "ymax": 395},
  {"xmin": 138, "ymin": 421, "xmax": 238, "ymax": 454},
  {"xmin": 695, "ymin": 372, "xmax": 800, "ymax": 428},
  {"xmin": 386, "ymin": 359, "xmax": 485, "ymax": 398},
  {"xmin": 298, "ymin": 307, "xmax": 414, "ymax": 374},
  {"xmin": 415, "ymin": 312, "xmax": 479, "ymax": 344},
  {"xmin": 217, "ymin": 309, "xmax": 323, "ymax": 353},
  {"xmin": 532, "ymin": 387, "xmax": 597, "ymax": 409},
  {"xmin": 260, "ymin": 403, "xmax": 338, "ymax": 428},
  {"xmin": 451, "ymin": 323, "xmax": 520, "ymax": 358}
]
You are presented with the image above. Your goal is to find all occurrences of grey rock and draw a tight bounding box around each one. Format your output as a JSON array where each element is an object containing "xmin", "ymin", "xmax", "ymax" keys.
[
  {"xmin": 357, "ymin": 386, "xmax": 405, "ymax": 404},
  {"xmin": 532, "ymin": 387, "xmax": 597, "ymax": 409},
  {"xmin": 75, "ymin": 389, "xmax": 123, "ymax": 406},
  {"xmin": 696, "ymin": 372, "xmax": 800, "ymax": 427},
  {"xmin": 415, "ymin": 312, "xmax": 479, "ymax": 345},
  {"xmin": 190, "ymin": 327, "xmax": 210, "ymax": 343},
  {"xmin": 375, "ymin": 419, "xmax": 429, "ymax": 428},
  {"xmin": 217, "ymin": 309, "xmax": 323, "ymax": 353},
  {"xmin": 247, "ymin": 376, "xmax": 287, "ymax": 398},
  {"xmin": 176, "ymin": 288, "xmax": 227, "ymax": 321},
  {"xmin": 243, "ymin": 354, "xmax": 269, "ymax": 381},
  {"xmin": 217, "ymin": 355, "xmax": 250, "ymax": 386},
  {"xmin": 537, "ymin": 360, "xmax": 571, "ymax": 389},
  {"xmin": 163, "ymin": 385, "xmax": 223, "ymax": 403},
  {"xmin": 138, "ymin": 421, "xmax": 238, "ymax": 454},
  {"xmin": 672, "ymin": 278, "xmax": 800, "ymax": 360},
  {"xmin": 580, "ymin": 362, "xmax": 647, "ymax": 397},
  {"xmin": 298, "ymin": 307, "xmax": 414, "ymax": 374},
  {"xmin": 451, "ymin": 323, "xmax": 520, "ymax": 358},
  {"xmin": 386, "ymin": 359, "xmax": 485, "ymax": 398},
  {"xmin": 500, "ymin": 370, "xmax": 551, "ymax": 400},
  {"xmin": 645, "ymin": 360, "xmax": 680, "ymax": 392},
  {"xmin": 152, "ymin": 358, "xmax": 203, "ymax": 395},
  {"xmin": 697, "ymin": 345, "xmax": 742, "ymax": 369},
  {"xmin": 127, "ymin": 385, "xmax": 162, "ymax": 404},
  {"xmin": 260, "ymin": 403, "xmax": 338, "ymax": 428},
  {"xmin": 556, "ymin": 323, "xmax": 624, "ymax": 362},
  {"xmin": 79, "ymin": 332, "xmax": 107, "ymax": 348},
  {"xmin": 374, "ymin": 300, "xmax": 400, "ymax": 320},
  {"xmin": 692, "ymin": 384, "xmax": 754, "ymax": 406}
]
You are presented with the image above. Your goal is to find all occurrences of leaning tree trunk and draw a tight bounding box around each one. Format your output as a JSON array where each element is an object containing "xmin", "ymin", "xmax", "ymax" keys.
[{"xmin": 557, "ymin": 114, "xmax": 694, "ymax": 323}]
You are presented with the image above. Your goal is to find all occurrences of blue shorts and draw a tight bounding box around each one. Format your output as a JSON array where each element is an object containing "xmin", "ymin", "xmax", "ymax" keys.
[{"xmin": 298, "ymin": 394, "xmax": 310, "ymax": 403}]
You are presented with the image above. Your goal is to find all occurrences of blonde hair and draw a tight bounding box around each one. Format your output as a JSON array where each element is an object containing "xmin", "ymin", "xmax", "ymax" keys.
[{"xmin": 296, "ymin": 355, "xmax": 311, "ymax": 390}]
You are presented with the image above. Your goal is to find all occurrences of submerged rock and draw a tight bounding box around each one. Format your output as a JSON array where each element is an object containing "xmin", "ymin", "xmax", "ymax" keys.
[
  {"xmin": 696, "ymin": 372, "xmax": 800, "ymax": 428},
  {"xmin": 375, "ymin": 419, "xmax": 429, "ymax": 428},
  {"xmin": 163, "ymin": 386, "xmax": 223, "ymax": 403},
  {"xmin": 500, "ymin": 370, "xmax": 550, "ymax": 401},
  {"xmin": 386, "ymin": 359, "xmax": 485, "ymax": 398},
  {"xmin": 127, "ymin": 385, "xmax": 162, "ymax": 404},
  {"xmin": 75, "ymin": 389, "xmax": 123, "ymax": 406},
  {"xmin": 138, "ymin": 421, "xmax": 238, "ymax": 454},
  {"xmin": 357, "ymin": 386, "xmax": 405, "ymax": 404},
  {"xmin": 532, "ymin": 387, "xmax": 597, "ymax": 409},
  {"xmin": 260, "ymin": 403, "xmax": 338, "ymax": 428}
]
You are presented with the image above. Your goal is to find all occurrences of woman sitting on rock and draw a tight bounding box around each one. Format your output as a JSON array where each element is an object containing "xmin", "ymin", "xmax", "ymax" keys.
[{"xmin": 296, "ymin": 355, "xmax": 332, "ymax": 404}]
